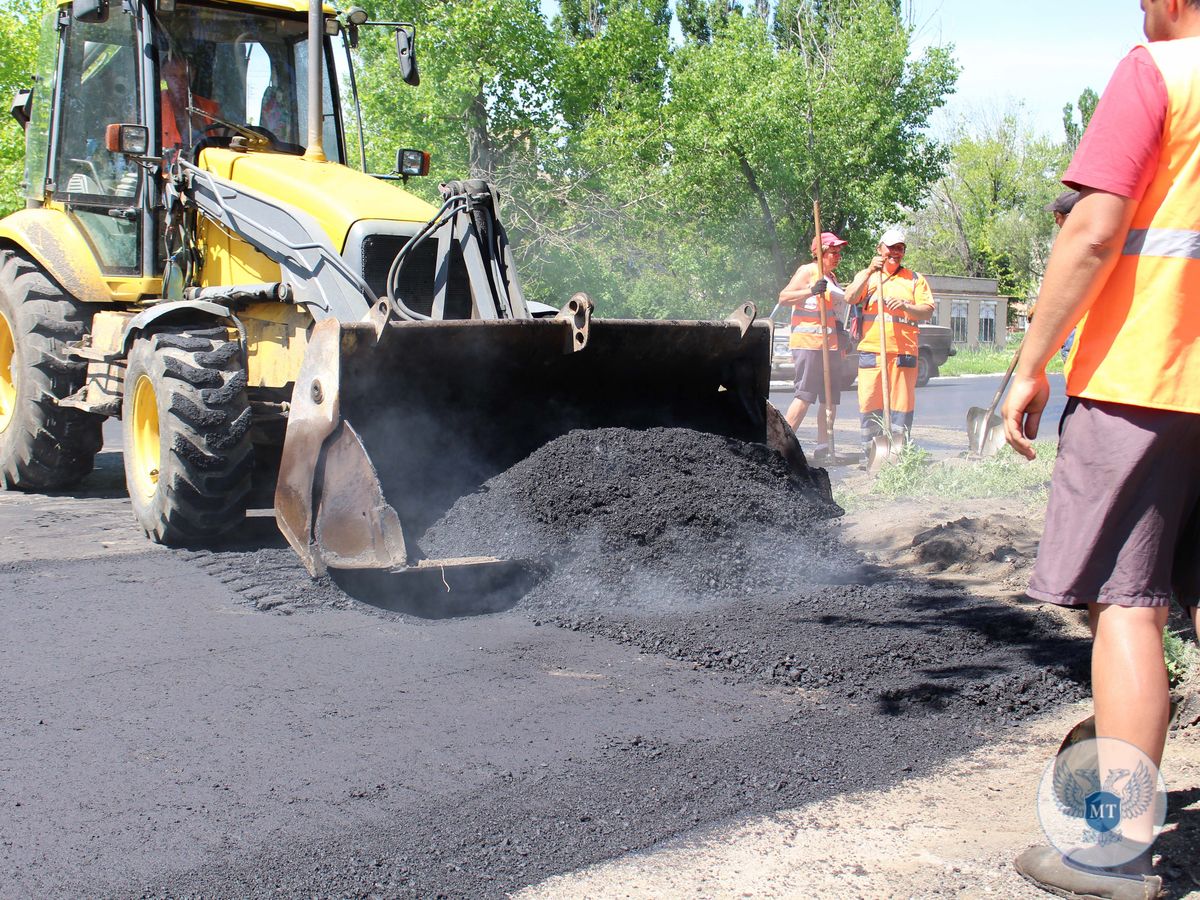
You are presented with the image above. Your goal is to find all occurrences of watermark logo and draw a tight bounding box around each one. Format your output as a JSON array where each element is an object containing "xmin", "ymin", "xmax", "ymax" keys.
[
  {"xmin": 1084, "ymin": 790, "xmax": 1122, "ymax": 833},
  {"xmin": 1036, "ymin": 736, "xmax": 1167, "ymax": 867}
]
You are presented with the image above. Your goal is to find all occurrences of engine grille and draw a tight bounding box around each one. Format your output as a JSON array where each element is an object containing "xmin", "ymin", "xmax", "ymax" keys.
[{"xmin": 360, "ymin": 234, "xmax": 474, "ymax": 319}]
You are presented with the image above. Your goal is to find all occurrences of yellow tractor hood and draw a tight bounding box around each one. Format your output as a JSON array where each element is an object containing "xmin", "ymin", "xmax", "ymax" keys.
[{"xmin": 199, "ymin": 149, "xmax": 438, "ymax": 253}]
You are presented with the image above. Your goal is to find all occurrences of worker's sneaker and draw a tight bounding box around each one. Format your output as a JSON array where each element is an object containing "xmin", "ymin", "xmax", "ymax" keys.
[
  {"xmin": 1014, "ymin": 846, "xmax": 1162, "ymax": 899},
  {"xmin": 811, "ymin": 444, "xmax": 831, "ymax": 464}
]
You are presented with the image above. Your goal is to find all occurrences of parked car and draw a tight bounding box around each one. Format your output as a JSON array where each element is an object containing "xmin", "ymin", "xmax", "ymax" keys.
[{"xmin": 772, "ymin": 321, "xmax": 956, "ymax": 388}]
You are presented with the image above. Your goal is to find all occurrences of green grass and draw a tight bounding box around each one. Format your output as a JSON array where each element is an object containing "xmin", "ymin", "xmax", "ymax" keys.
[
  {"xmin": 1165, "ymin": 627, "xmax": 1197, "ymax": 689},
  {"xmin": 939, "ymin": 340, "xmax": 1064, "ymax": 377},
  {"xmin": 834, "ymin": 440, "xmax": 1057, "ymax": 512}
]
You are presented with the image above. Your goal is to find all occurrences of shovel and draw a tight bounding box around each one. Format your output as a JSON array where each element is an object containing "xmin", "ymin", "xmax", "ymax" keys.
[
  {"xmin": 810, "ymin": 199, "xmax": 858, "ymax": 468},
  {"xmin": 867, "ymin": 274, "xmax": 905, "ymax": 474},
  {"xmin": 966, "ymin": 343, "xmax": 1021, "ymax": 458}
]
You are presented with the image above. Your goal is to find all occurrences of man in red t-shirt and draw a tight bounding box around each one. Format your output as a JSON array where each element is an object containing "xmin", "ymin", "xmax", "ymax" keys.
[{"xmin": 1004, "ymin": 1, "xmax": 1200, "ymax": 896}]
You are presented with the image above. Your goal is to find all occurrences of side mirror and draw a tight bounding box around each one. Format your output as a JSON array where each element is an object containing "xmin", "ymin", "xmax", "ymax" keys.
[
  {"xmin": 72, "ymin": 0, "xmax": 108, "ymax": 23},
  {"xmin": 10, "ymin": 89, "xmax": 32, "ymax": 131},
  {"xmin": 395, "ymin": 26, "xmax": 419, "ymax": 86},
  {"xmin": 397, "ymin": 148, "xmax": 429, "ymax": 177},
  {"xmin": 105, "ymin": 123, "xmax": 149, "ymax": 155}
]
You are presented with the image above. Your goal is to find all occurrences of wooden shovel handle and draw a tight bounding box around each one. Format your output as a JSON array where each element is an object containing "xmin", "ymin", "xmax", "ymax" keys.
[
  {"xmin": 983, "ymin": 342, "xmax": 1022, "ymax": 422},
  {"xmin": 812, "ymin": 199, "xmax": 836, "ymax": 448}
]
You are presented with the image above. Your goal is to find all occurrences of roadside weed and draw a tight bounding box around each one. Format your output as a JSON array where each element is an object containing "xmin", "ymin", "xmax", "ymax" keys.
[
  {"xmin": 870, "ymin": 441, "xmax": 931, "ymax": 497},
  {"xmin": 835, "ymin": 441, "xmax": 1057, "ymax": 510},
  {"xmin": 1165, "ymin": 626, "xmax": 1197, "ymax": 689}
]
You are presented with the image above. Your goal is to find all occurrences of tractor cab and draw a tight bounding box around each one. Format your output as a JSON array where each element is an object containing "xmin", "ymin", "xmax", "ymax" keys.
[{"xmin": 18, "ymin": 0, "xmax": 348, "ymax": 282}]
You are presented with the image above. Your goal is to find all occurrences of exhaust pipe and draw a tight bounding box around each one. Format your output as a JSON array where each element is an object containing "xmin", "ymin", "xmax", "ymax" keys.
[{"xmin": 304, "ymin": 0, "xmax": 326, "ymax": 162}]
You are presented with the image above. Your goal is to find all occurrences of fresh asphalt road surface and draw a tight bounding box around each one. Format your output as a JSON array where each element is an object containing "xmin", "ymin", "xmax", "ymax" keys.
[
  {"xmin": 772, "ymin": 372, "xmax": 1069, "ymax": 461},
  {"xmin": 2, "ymin": 372, "xmax": 1087, "ymax": 899}
]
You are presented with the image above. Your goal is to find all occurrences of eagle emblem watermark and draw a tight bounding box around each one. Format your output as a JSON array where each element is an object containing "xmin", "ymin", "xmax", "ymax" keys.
[{"xmin": 1036, "ymin": 736, "xmax": 1167, "ymax": 867}]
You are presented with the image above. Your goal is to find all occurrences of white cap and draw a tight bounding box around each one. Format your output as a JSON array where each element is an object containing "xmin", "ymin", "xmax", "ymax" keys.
[{"xmin": 880, "ymin": 227, "xmax": 907, "ymax": 247}]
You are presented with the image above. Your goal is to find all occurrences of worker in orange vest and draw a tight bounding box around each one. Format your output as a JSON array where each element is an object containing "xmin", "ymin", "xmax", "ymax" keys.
[
  {"xmin": 160, "ymin": 51, "xmax": 220, "ymax": 151},
  {"xmin": 844, "ymin": 228, "xmax": 934, "ymax": 456},
  {"xmin": 1004, "ymin": 1, "xmax": 1200, "ymax": 896},
  {"xmin": 777, "ymin": 231, "xmax": 848, "ymax": 463}
]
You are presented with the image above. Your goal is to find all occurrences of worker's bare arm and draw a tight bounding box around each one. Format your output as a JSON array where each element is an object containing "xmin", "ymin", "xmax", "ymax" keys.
[
  {"xmin": 777, "ymin": 266, "xmax": 818, "ymax": 306},
  {"xmin": 1002, "ymin": 189, "xmax": 1138, "ymax": 459}
]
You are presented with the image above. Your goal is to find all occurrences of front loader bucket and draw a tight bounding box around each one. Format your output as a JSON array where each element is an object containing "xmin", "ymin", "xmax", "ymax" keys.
[{"xmin": 275, "ymin": 312, "xmax": 800, "ymax": 608}]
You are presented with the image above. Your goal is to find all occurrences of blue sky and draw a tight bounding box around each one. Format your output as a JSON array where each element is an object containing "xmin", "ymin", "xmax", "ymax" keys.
[{"xmin": 909, "ymin": 0, "xmax": 1147, "ymax": 138}]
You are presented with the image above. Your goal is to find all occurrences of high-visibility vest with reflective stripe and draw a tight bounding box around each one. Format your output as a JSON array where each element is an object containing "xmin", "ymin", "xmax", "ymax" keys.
[
  {"xmin": 1066, "ymin": 36, "xmax": 1200, "ymax": 413},
  {"xmin": 788, "ymin": 263, "xmax": 840, "ymax": 351},
  {"xmin": 856, "ymin": 268, "xmax": 932, "ymax": 357}
]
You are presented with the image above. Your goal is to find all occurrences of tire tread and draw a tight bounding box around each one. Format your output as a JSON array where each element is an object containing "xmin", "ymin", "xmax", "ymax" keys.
[
  {"xmin": 124, "ymin": 326, "xmax": 253, "ymax": 544},
  {"xmin": 0, "ymin": 250, "xmax": 103, "ymax": 490}
]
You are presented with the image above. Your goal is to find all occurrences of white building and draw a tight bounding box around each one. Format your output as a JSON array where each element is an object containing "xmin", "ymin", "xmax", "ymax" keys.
[{"xmin": 925, "ymin": 275, "xmax": 1011, "ymax": 350}]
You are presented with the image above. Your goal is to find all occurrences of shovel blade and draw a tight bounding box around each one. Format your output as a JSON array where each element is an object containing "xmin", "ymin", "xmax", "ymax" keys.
[
  {"xmin": 966, "ymin": 406, "xmax": 1006, "ymax": 458},
  {"xmin": 866, "ymin": 431, "xmax": 906, "ymax": 475}
]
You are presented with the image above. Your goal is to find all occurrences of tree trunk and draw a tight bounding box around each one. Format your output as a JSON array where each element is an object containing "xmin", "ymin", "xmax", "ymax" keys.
[
  {"xmin": 736, "ymin": 149, "xmax": 787, "ymax": 285},
  {"xmin": 467, "ymin": 85, "xmax": 495, "ymax": 182}
]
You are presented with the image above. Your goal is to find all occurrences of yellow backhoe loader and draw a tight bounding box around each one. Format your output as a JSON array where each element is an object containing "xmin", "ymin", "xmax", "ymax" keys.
[{"xmin": 1, "ymin": 0, "xmax": 828, "ymax": 603}]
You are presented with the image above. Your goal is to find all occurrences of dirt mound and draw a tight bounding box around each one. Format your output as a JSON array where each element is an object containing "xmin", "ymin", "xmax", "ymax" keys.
[{"xmin": 910, "ymin": 515, "xmax": 1036, "ymax": 574}]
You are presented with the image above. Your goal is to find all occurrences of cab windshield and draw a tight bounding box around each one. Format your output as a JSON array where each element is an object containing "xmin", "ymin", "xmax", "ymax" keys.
[{"xmin": 154, "ymin": 2, "xmax": 342, "ymax": 160}]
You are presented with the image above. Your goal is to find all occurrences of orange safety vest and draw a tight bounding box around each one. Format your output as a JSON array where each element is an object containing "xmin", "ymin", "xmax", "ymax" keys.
[
  {"xmin": 1065, "ymin": 37, "xmax": 1200, "ymax": 414},
  {"xmin": 161, "ymin": 92, "xmax": 221, "ymax": 150},
  {"xmin": 856, "ymin": 268, "xmax": 932, "ymax": 357},
  {"xmin": 788, "ymin": 263, "xmax": 840, "ymax": 351}
]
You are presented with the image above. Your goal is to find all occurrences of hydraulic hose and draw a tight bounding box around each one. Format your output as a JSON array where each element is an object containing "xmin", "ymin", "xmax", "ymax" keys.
[{"xmin": 385, "ymin": 195, "xmax": 468, "ymax": 321}]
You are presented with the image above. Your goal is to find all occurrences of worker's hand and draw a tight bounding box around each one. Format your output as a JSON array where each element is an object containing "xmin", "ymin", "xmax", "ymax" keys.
[
  {"xmin": 1002, "ymin": 372, "xmax": 1050, "ymax": 461},
  {"xmin": 810, "ymin": 278, "xmax": 827, "ymax": 296},
  {"xmin": 867, "ymin": 255, "xmax": 884, "ymax": 273},
  {"xmin": 882, "ymin": 296, "xmax": 905, "ymax": 312}
]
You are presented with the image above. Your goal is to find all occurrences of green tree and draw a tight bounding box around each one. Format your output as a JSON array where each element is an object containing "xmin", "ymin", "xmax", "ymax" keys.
[
  {"xmin": 1062, "ymin": 86, "xmax": 1098, "ymax": 153},
  {"xmin": 351, "ymin": 0, "xmax": 956, "ymax": 319},
  {"xmin": 651, "ymin": 0, "xmax": 955, "ymax": 314},
  {"xmin": 906, "ymin": 105, "xmax": 1070, "ymax": 298},
  {"xmin": 355, "ymin": 0, "xmax": 558, "ymax": 186},
  {"xmin": 0, "ymin": 0, "xmax": 44, "ymax": 216}
]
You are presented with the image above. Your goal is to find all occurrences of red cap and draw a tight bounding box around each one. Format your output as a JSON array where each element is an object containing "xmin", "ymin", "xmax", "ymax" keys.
[{"xmin": 811, "ymin": 231, "xmax": 848, "ymax": 255}]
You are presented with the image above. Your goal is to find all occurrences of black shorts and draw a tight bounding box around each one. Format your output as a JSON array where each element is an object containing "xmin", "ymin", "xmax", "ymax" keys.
[
  {"xmin": 1028, "ymin": 398, "xmax": 1200, "ymax": 609},
  {"xmin": 791, "ymin": 348, "xmax": 839, "ymax": 405}
]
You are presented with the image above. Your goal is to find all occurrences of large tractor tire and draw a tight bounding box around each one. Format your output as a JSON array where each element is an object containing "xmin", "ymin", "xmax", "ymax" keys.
[
  {"xmin": 0, "ymin": 249, "xmax": 103, "ymax": 490},
  {"xmin": 122, "ymin": 326, "xmax": 253, "ymax": 544}
]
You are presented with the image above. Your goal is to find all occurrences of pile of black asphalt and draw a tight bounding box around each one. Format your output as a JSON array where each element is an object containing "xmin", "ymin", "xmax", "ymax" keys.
[
  {"xmin": 140, "ymin": 427, "xmax": 1089, "ymax": 900},
  {"xmin": 420, "ymin": 427, "xmax": 1086, "ymax": 721}
]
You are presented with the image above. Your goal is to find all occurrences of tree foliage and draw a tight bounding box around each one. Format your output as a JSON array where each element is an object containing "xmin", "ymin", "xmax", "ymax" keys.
[
  {"xmin": 354, "ymin": 0, "xmax": 956, "ymax": 317},
  {"xmin": 0, "ymin": 0, "xmax": 44, "ymax": 217},
  {"xmin": 1062, "ymin": 87, "xmax": 1098, "ymax": 153},
  {"xmin": 905, "ymin": 106, "xmax": 1070, "ymax": 298},
  {"xmin": 0, "ymin": 0, "xmax": 968, "ymax": 320}
]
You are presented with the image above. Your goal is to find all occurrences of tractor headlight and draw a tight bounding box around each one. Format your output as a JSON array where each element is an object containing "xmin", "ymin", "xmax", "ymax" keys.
[{"xmin": 105, "ymin": 123, "xmax": 149, "ymax": 156}]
